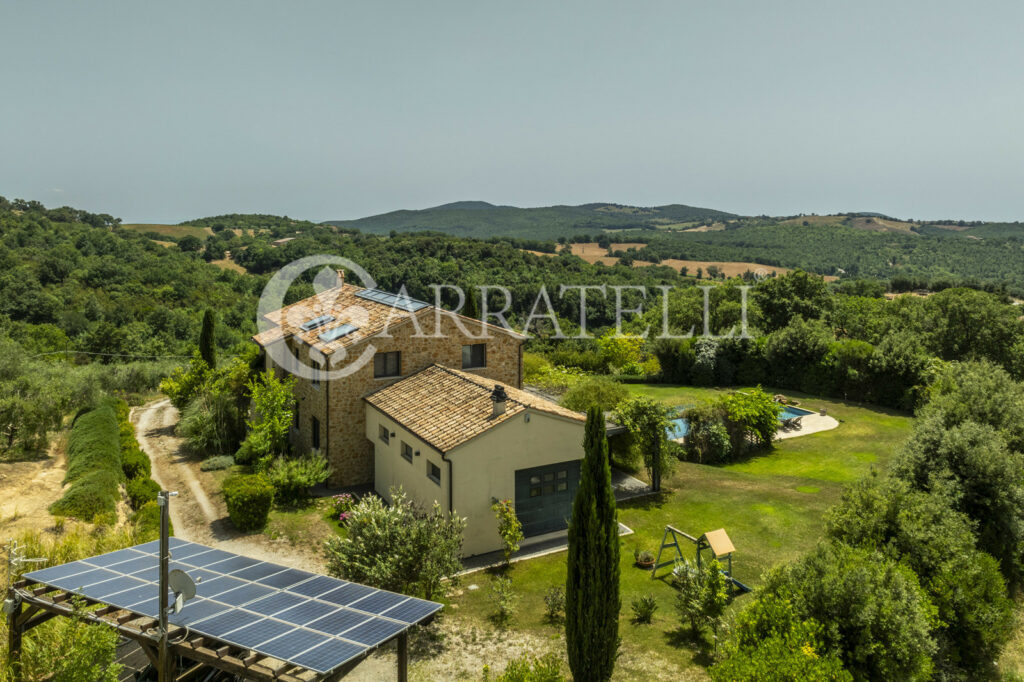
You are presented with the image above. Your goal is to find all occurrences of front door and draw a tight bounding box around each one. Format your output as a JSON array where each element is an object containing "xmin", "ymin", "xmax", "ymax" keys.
[{"xmin": 514, "ymin": 460, "xmax": 581, "ymax": 537}]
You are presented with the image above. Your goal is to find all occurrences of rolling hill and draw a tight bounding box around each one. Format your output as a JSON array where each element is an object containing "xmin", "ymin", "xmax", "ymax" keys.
[{"xmin": 324, "ymin": 201, "xmax": 737, "ymax": 239}]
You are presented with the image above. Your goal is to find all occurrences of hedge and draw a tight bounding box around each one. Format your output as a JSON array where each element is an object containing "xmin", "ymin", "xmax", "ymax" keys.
[
  {"xmin": 64, "ymin": 398, "xmax": 122, "ymax": 484},
  {"xmin": 126, "ymin": 476, "xmax": 161, "ymax": 510},
  {"xmin": 121, "ymin": 446, "xmax": 151, "ymax": 480},
  {"xmin": 52, "ymin": 398, "xmax": 123, "ymax": 522},
  {"xmin": 50, "ymin": 469, "xmax": 121, "ymax": 522},
  {"xmin": 222, "ymin": 474, "xmax": 274, "ymax": 531}
]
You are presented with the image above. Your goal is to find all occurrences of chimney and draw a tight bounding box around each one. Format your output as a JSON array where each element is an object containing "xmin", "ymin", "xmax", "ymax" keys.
[
  {"xmin": 336, "ymin": 269, "xmax": 345, "ymax": 289},
  {"xmin": 491, "ymin": 384, "xmax": 508, "ymax": 417}
]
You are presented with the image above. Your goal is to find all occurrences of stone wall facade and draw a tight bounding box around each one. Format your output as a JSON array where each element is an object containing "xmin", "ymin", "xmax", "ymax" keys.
[{"xmin": 267, "ymin": 311, "xmax": 523, "ymax": 486}]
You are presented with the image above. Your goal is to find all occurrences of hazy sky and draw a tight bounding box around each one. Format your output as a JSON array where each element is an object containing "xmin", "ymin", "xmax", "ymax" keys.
[{"xmin": 2, "ymin": 1, "xmax": 1022, "ymax": 223}]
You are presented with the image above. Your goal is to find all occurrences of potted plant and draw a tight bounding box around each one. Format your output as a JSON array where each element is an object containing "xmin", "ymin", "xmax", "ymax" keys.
[{"xmin": 634, "ymin": 548, "xmax": 656, "ymax": 569}]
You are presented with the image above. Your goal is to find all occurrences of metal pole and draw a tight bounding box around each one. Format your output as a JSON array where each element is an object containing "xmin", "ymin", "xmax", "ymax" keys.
[
  {"xmin": 157, "ymin": 491, "xmax": 177, "ymax": 681},
  {"xmin": 397, "ymin": 632, "xmax": 408, "ymax": 682}
]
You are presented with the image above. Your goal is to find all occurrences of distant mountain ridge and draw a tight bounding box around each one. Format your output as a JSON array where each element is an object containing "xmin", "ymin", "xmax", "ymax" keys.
[{"xmin": 324, "ymin": 201, "xmax": 737, "ymax": 239}]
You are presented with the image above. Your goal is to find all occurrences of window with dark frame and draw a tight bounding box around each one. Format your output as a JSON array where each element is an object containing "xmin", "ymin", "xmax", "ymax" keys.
[
  {"xmin": 427, "ymin": 461, "xmax": 441, "ymax": 485},
  {"xmin": 293, "ymin": 406, "xmax": 300, "ymax": 430},
  {"xmin": 311, "ymin": 416, "xmax": 320, "ymax": 450},
  {"xmin": 529, "ymin": 468, "xmax": 568, "ymax": 497},
  {"xmin": 311, "ymin": 359, "xmax": 323, "ymax": 389},
  {"xmin": 374, "ymin": 351, "xmax": 401, "ymax": 378},
  {"xmin": 461, "ymin": 343, "xmax": 487, "ymax": 369},
  {"xmin": 400, "ymin": 441, "xmax": 413, "ymax": 463},
  {"xmin": 379, "ymin": 424, "xmax": 390, "ymax": 444}
]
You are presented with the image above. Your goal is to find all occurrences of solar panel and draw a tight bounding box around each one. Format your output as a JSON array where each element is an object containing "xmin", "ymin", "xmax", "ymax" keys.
[
  {"xmin": 21, "ymin": 539, "xmax": 442, "ymax": 675},
  {"xmin": 318, "ymin": 323, "xmax": 359, "ymax": 343},
  {"xmin": 355, "ymin": 288, "xmax": 430, "ymax": 312},
  {"xmin": 299, "ymin": 314, "xmax": 335, "ymax": 332}
]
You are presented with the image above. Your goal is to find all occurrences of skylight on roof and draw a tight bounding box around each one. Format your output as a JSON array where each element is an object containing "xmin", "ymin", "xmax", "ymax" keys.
[
  {"xmin": 318, "ymin": 323, "xmax": 359, "ymax": 343},
  {"xmin": 355, "ymin": 288, "xmax": 429, "ymax": 313},
  {"xmin": 300, "ymin": 315, "xmax": 335, "ymax": 332}
]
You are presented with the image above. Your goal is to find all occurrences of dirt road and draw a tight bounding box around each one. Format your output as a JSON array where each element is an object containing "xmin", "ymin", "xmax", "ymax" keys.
[{"xmin": 131, "ymin": 398, "xmax": 321, "ymax": 569}]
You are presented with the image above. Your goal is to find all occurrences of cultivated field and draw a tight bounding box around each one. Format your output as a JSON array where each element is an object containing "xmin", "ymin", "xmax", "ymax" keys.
[{"xmin": 121, "ymin": 223, "xmax": 212, "ymax": 240}]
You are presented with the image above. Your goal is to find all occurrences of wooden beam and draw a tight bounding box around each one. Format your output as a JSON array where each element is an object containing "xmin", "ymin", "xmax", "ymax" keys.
[
  {"xmin": 138, "ymin": 640, "xmax": 160, "ymax": 669},
  {"xmin": 173, "ymin": 660, "xmax": 209, "ymax": 681},
  {"xmin": 19, "ymin": 612, "xmax": 57, "ymax": 632},
  {"xmin": 6, "ymin": 589, "xmax": 23, "ymax": 682},
  {"xmin": 397, "ymin": 632, "xmax": 409, "ymax": 682},
  {"xmin": 171, "ymin": 640, "xmax": 305, "ymax": 682}
]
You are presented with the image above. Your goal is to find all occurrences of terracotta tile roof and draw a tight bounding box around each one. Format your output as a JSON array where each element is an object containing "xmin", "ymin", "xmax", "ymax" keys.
[
  {"xmin": 365, "ymin": 364, "xmax": 585, "ymax": 453},
  {"xmin": 252, "ymin": 283, "xmax": 522, "ymax": 355}
]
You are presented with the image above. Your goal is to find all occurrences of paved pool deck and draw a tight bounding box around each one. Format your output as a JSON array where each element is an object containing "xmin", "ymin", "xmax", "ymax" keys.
[{"xmin": 775, "ymin": 412, "xmax": 839, "ymax": 439}]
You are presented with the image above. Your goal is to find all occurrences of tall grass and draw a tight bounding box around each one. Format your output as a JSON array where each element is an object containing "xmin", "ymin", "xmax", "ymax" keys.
[{"xmin": 1, "ymin": 526, "xmax": 137, "ymax": 681}]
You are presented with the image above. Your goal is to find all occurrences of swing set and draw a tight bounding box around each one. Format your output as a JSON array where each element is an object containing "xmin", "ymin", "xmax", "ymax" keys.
[{"xmin": 650, "ymin": 525, "xmax": 751, "ymax": 593}]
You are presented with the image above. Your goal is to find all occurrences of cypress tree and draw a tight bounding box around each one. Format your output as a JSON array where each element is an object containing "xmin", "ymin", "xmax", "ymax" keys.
[
  {"xmin": 199, "ymin": 309, "xmax": 216, "ymax": 369},
  {"xmin": 463, "ymin": 286, "xmax": 481, "ymax": 321},
  {"xmin": 566, "ymin": 406, "xmax": 620, "ymax": 680}
]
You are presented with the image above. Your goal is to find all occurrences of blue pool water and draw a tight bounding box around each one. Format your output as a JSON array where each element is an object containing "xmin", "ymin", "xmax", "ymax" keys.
[
  {"xmin": 780, "ymin": 405, "xmax": 815, "ymax": 420},
  {"xmin": 666, "ymin": 405, "xmax": 815, "ymax": 440}
]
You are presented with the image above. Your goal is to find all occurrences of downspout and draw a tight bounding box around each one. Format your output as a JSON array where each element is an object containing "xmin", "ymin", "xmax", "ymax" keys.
[
  {"xmin": 325, "ymin": 375, "xmax": 330, "ymax": 471},
  {"xmin": 441, "ymin": 452, "xmax": 453, "ymax": 514}
]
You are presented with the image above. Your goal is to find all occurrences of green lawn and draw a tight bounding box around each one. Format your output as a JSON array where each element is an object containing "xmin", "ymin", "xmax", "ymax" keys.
[{"xmin": 442, "ymin": 385, "xmax": 914, "ymax": 680}]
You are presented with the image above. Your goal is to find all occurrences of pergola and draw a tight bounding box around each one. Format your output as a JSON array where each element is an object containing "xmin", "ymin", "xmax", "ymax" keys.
[{"xmin": 5, "ymin": 537, "xmax": 440, "ymax": 681}]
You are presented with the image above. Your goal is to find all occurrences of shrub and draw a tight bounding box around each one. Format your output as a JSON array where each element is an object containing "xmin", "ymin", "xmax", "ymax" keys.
[
  {"xmin": 543, "ymin": 586, "xmax": 565, "ymax": 623},
  {"xmin": 237, "ymin": 371, "xmax": 295, "ymax": 463},
  {"xmin": 16, "ymin": 598, "xmax": 123, "ymax": 682},
  {"xmin": 491, "ymin": 498, "xmax": 524, "ymax": 564},
  {"xmin": 673, "ymin": 558, "xmax": 729, "ymax": 644},
  {"xmin": 159, "ymin": 352, "xmax": 210, "ymax": 410},
  {"xmin": 522, "ymin": 352, "xmax": 553, "ymax": 384},
  {"xmin": 760, "ymin": 542, "xmax": 937, "ymax": 681},
  {"xmin": 324, "ymin": 488, "xmax": 465, "ymax": 599},
  {"xmin": 482, "ymin": 653, "xmax": 566, "ymax": 682},
  {"xmin": 49, "ymin": 469, "xmax": 121, "ymax": 522},
  {"xmin": 265, "ymin": 452, "xmax": 332, "ymax": 505},
  {"xmin": 683, "ymin": 404, "xmax": 732, "ymax": 464},
  {"xmin": 130, "ymin": 500, "xmax": 165, "ymax": 543},
  {"xmin": 559, "ymin": 376, "xmax": 628, "ymax": 413},
  {"xmin": 121, "ymin": 446, "xmax": 151, "ymax": 480},
  {"xmin": 199, "ymin": 455, "xmax": 235, "ymax": 471},
  {"xmin": 490, "ymin": 576, "xmax": 518, "ymax": 626},
  {"xmin": 222, "ymin": 474, "xmax": 274, "ymax": 531},
  {"xmin": 631, "ymin": 594, "xmax": 658, "ymax": 624},
  {"xmin": 126, "ymin": 476, "xmax": 161, "ymax": 510},
  {"xmin": 712, "ymin": 594, "xmax": 852, "ymax": 682}
]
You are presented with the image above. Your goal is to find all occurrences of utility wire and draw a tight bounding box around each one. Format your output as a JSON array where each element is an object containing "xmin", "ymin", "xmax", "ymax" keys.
[{"xmin": 29, "ymin": 350, "xmax": 193, "ymax": 360}]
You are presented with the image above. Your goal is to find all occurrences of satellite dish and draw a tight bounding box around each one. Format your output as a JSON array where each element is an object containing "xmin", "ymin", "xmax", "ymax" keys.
[{"xmin": 168, "ymin": 569, "xmax": 197, "ymax": 614}]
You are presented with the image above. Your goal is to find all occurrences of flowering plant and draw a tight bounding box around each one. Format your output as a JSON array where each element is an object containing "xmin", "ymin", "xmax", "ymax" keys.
[{"xmin": 332, "ymin": 493, "xmax": 355, "ymax": 516}]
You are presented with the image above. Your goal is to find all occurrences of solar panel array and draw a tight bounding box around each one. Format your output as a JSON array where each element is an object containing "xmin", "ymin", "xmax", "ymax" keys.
[
  {"xmin": 318, "ymin": 323, "xmax": 359, "ymax": 343},
  {"xmin": 355, "ymin": 288, "xmax": 430, "ymax": 313},
  {"xmin": 23, "ymin": 538, "xmax": 442, "ymax": 675}
]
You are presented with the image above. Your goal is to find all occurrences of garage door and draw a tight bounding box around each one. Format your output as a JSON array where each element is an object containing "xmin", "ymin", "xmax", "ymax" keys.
[{"xmin": 514, "ymin": 460, "xmax": 581, "ymax": 537}]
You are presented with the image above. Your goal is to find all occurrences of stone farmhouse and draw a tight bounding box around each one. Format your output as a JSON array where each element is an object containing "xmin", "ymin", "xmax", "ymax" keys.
[{"xmin": 253, "ymin": 276, "xmax": 591, "ymax": 555}]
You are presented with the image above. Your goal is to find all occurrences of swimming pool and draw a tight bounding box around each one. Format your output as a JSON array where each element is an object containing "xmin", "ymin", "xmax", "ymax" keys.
[
  {"xmin": 666, "ymin": 405, "xmax": 815, "ymax": 440},
  {"xmin": 780, "ymin": 405, "xmax": 814, "ymax": 420}
]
